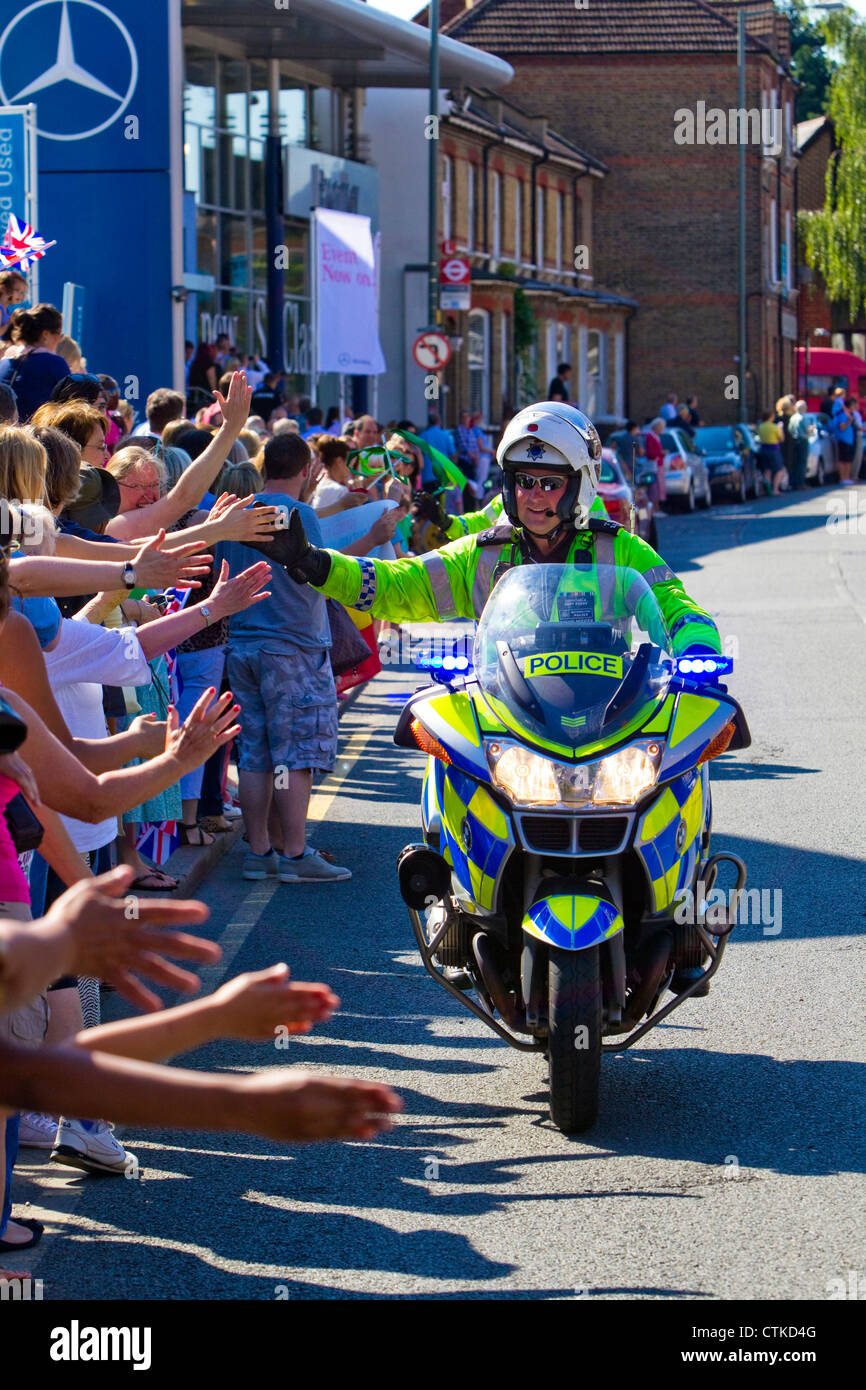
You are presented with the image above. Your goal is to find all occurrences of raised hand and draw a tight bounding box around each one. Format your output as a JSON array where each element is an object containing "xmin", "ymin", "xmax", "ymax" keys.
[
  {"xmin": 213, "ymin": 371, "xmax": 253, "ymax": 439},
  {"xmin": 165, "ymin": 688, "xmax": 241, "ymax": 774},
  {"xmin": 207, "ymin": 559, "xmax": 271, "ymax": 618},
  {"xmin": 208, "ymin": 495, "xmax": 282, "ymax": 544},
  {"xmin": 43, "ymin": 865, "xmax": 221, "ymax": 1012},
  {"xmin": 211, "ymin": 963, "xmax": 339, "ymax": 1039},
  {"xmin": 235, "ymin": 1071, "xmax": 403, "ymax": 1142},
  {"xmin": 132, "ymin": 530, "xmax": 213, "ymax": 591},
  {"xmin": 368, "ymin": 508, "xmax": 399, "ymax": 548}
]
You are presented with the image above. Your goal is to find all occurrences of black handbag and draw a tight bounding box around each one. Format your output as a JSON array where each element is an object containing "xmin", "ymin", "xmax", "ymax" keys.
[
  {"xmin": 326, "ymin": 599, "xmax": 372, "ymax": 677},
  {"xmin": 0, "ymin": 692, "xmax": 27, "ymax": 755},
  {"xmin": 0, "ymin": 692, "xmax": 44, "ymax": 851},
  {"xmin": 4, "ymin": 792, "xmax": 43, "ymax": 853}
]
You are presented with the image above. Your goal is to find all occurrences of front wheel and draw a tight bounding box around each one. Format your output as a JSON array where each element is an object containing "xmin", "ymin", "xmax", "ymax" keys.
[
  {"xmin": 685, "ymin": 480, "xmax": 696, "ymax": 512},
  {"xmin": 547, "ymin": 946, "xmax": 602, "ymax": 1134}
]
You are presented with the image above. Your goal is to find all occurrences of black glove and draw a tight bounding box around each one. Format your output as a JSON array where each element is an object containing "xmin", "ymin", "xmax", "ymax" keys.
[
  {"xmin": 246, "ymin": 504, "xmax": 332, "ymax": 586},
  {"xmin": 411, "ymin": 491, "xmax": 449, "ymax": 531}
]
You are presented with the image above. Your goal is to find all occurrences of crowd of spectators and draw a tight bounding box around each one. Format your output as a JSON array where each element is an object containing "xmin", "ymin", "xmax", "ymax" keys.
[{"xmin": 0, "ymin": 316, "xmax": 417, "ymax": 1283}]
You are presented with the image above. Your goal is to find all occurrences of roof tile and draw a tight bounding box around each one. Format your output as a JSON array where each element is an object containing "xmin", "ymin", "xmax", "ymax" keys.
[{"xmin": 440, "ymin": 0, "xmax": 783, "ymax": 58}]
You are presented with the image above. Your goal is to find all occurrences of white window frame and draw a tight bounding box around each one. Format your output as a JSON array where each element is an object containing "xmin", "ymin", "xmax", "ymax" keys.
[
  {"xmin": 555, "ymin": 190, "xmax": 563, "ymax": 271},
  {"xmin": 466, "ymin": 162, "xmax": 475, "ymax": 252},
  {"xmin": 763, "ymin": 88, "xmax": 780, "ymax": 158},
  {"xmin": 785, "ymin": 208, "xmax": 793, "ymax": 290},
  {"xmin": 500, "ymin": 311, "xmax": 509, "ymax": 408},
  {"xmin": 769, "ymin": 197, "xmax": 779, "ymax": 286},
  {"xmin": 535, "ymin": 183, "xmax": 545, "ymax": 270},
  {"xmin": 546, "ymin": 321, "xmax": 558, "ymax": 392},
  {"xmin": 492, "ymin": 170, "xmax": 502, "ymax": 266},
  {"xmin": 556, "ymin": 322, "xmax": 569, "ymax": 389},
  {"xmin": 467, "ymin": 307, "xmax": 490, "ymax": 424},
  {"xmin": 585, "ymin": 329, "xmax": 607, "ymax": 418},
  {"xmin": 441, "ymin": 155, "xmax": 452, "ymax": 243},
  {"xmin": 513, "ymin": 179, "xmax": 522, "ymax": 265},
  {"xmin": 785, "ymin": 100, "xmax": 793, "ymax": 158}
]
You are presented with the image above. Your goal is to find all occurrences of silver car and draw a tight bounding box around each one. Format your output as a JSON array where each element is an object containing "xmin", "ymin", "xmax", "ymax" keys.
[{"xmin": 660, "ymin": 428, "xmax": 713, "ymax": 511}]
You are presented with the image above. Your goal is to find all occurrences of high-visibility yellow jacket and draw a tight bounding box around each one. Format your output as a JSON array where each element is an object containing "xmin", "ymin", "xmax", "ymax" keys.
[{"xmin": 317, "ymin": 515, "xmax": 720, "ymax": 655}]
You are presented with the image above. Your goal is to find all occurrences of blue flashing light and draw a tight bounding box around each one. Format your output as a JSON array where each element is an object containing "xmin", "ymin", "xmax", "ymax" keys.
[{"xmin": 675, "ymin": 656, "xmax": 733, "ymax": 679}]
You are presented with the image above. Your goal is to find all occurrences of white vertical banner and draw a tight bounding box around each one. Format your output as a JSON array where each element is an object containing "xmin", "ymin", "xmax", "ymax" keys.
[{"xmin": 313, "ymin": 207, "xmax": 386, "ymax": 377}]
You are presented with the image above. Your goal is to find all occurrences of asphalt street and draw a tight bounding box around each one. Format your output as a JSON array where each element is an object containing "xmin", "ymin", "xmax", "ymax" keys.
[{"xmin": 16, "ymin": 482, "xmax": 866, "ymax": 1300}]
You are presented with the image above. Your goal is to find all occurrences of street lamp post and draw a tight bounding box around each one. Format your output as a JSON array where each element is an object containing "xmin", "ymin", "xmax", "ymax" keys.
[
  {"xmin": 428, "ymin": 0, "xmax": 440, "ymax": 329},
  {"xmin": 737, "ymin": 9, "xmax": 748, "ymax": 424}
]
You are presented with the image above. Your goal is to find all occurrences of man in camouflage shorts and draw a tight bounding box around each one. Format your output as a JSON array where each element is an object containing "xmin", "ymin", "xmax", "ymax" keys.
[{"xmin": 220, "ymin": 433, "xmax": 351, "ymax": 883}]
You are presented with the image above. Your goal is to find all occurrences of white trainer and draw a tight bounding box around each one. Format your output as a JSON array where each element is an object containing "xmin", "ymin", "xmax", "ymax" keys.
[
  {"xmin": 278, "ymin": 848, "xmax": 352, "ymax": 882},
  {"xmin": 51, "ymin": 1118, "xmax": 135, "ymax": 1176},
  {"xmin": 17, "ymin": 1111, "xmax": 59, "ymax": 1149}
]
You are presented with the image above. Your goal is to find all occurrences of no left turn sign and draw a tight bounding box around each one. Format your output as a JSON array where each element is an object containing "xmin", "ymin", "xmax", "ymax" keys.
[{"xmin": 412, "ymin": 331, "xmax": 452, "ymax": 370}]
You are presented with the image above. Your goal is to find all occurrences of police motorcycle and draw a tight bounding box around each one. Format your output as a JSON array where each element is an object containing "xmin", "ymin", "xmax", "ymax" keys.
[{"xmin": 395, "ymin": 564, "xmax": 750, "ymax": 1134}]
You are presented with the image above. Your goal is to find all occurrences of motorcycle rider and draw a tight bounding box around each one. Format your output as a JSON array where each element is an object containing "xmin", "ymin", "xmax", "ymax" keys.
[{"xmin": 248, "ymin": 402, "xmax": 721, "ymax": 659}]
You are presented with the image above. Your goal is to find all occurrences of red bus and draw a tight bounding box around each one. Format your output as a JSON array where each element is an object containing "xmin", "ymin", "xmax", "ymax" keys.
[{"xmin": 795, "ymin": 347, "xmax": 866, "ymax": 414}]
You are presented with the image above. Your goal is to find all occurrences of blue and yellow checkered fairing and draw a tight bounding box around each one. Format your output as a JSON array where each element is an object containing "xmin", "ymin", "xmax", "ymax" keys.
[
  {"xmin": 522, "ymin": 895, "xmax": 624, "ymax": 950},
  {"xmin": 423, "ymin": 762, "xmax": 515, "ymax": 912},
  {"xmin": 634, "ymin": 764, "xmax": 711, "ymax": 913}
]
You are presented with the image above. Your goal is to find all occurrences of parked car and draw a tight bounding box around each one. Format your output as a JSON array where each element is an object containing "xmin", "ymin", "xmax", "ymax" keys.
[
  {"xmin": 607, "ymin": 429, "xmax": 646, "ymax": 482},
  {"xmin": 661, "ymin": 428, "xmax": 713, "ymax": 511},
  {"xmin": 803, "ymin": 413, "xmax": 837, "ymax": 487},
  {"xmin": 598, "ymin": 448, "xmax": 658, "ymax": 548},
  {"xmin": 693, "ymin": 425, "xmax": 758, "ymax": 502}
]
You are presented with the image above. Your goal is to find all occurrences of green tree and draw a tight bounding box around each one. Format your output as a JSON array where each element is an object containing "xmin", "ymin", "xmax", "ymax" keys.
[
  {"xmin": 799, "ymin": 8, "xmax": 866, "ymax": 318},
  {"xmin": 781, "ymin": 0, "xmax": 832, "ymax": 121}
]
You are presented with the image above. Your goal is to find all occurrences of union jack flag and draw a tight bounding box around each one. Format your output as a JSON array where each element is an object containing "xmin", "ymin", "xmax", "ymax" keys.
[
  {"xmin": 0, "ymin": 214, "xmax": 54, "ymax": 274},
  {"xmin": 136, "ymin": 819, "xmax": 179, "ymax": 868},
  {"xmin": 160, "ymin": 586, "xmax": 191, "ymax": 703}
]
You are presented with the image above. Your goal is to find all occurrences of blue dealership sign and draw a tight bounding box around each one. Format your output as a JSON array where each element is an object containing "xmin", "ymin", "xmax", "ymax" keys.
[
  {"xmin": 0, "ymin": 0, "xmax": 179, "ymax": 400},
  {"xmin": 0, "ymin": 108, "xmax": 36, "ymax": 247}
]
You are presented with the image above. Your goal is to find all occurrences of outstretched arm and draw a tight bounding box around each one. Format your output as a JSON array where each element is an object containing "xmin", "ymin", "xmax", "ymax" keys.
[
  {"xmin": 245, "ymin": 505, "xmax": 476, "ymax": 624},
  {"xmin": 1, "ymin": 1041, "xmax": 400, "ymax": 1142},
  {"xmin": 106, "ymin": 373, "xmax": 253, "ymax": 540}
]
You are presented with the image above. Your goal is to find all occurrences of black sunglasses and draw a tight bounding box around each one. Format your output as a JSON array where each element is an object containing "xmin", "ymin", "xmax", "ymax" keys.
[{"xmin": 513, "ymin": 472, "xmax": 568, "ymax": 493}]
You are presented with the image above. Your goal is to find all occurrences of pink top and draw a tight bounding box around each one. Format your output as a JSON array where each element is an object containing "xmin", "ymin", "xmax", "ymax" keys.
[{"xmin": 0, "ymin": 773, "xmax": 31, "ymax": 904}]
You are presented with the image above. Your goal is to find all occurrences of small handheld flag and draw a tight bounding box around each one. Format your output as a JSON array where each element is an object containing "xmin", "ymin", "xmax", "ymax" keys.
[{"xmin": 0, "ymin": 214, "xmax": 56, "ymax": 274}]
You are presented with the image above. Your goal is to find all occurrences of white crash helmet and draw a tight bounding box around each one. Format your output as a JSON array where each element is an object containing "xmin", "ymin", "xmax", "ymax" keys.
[{"xmin": 497, "ymin": 401, "xmax": 603, "ymax": 531}]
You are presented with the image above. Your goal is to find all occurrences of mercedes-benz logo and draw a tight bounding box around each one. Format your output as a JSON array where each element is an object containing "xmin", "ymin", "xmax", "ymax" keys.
[{"xmin": 0, "ymin": 0, "xmax": 138, "ymax": 142}]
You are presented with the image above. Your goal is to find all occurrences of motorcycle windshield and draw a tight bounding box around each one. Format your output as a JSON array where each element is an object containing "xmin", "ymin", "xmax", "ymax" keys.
[{"xmin": 473, "ymin": 565, "xmax": 674, "ymax": 751}]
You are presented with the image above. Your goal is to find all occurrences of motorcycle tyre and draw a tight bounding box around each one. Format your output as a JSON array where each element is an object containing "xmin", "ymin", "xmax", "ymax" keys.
[{"xmin": 547, "ymin": 945, "xmax": 602, "ymax": 1134}]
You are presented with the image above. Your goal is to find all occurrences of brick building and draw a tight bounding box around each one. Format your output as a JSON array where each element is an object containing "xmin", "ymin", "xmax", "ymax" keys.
[
  {"xmin": 437, "ymin": 91, "xmax": 637, "ymax": 428},
  {"xmin": 425, "ymin": 0, "xmax": 801, "ymax": 424}
]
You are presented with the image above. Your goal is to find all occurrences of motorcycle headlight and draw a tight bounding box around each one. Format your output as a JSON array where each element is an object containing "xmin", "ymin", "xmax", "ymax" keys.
[
  {"xmin": 592, "ymin": 746, "xmax": 658, "ymax": 805},
  {"xmin": 487, "ymin": 739, "xmax": 662, "ymax": 809},
  {"xmin": 488, "ymin": 743, "xmax": 559, "ymax": 806}
]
